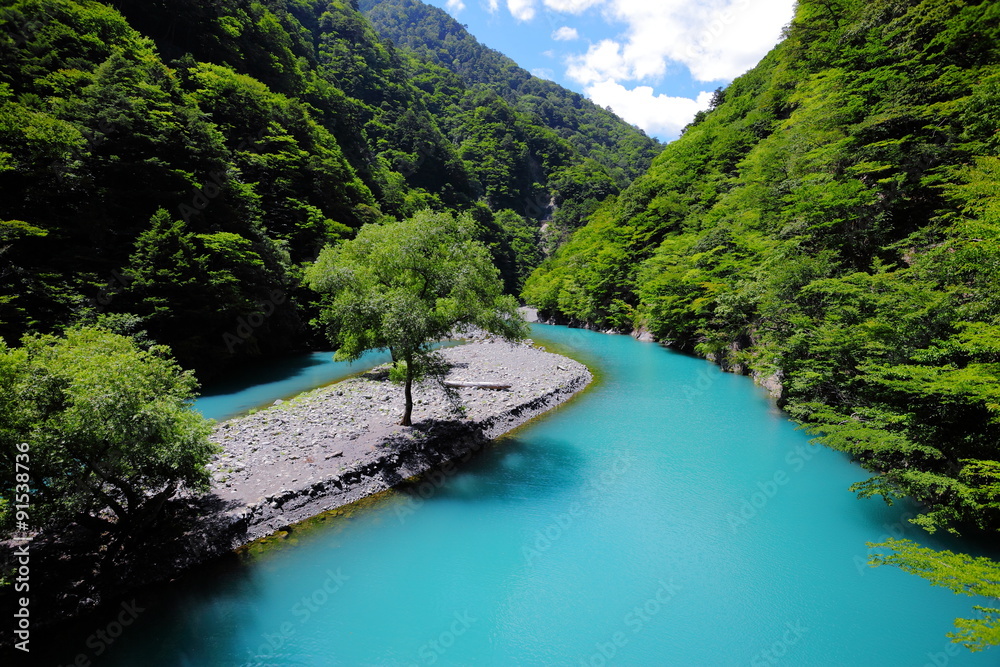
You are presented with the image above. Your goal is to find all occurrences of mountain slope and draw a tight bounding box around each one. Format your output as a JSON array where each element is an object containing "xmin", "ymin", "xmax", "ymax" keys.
[
  {"xmin": 524, "ymin": 1, "xmax": 1000, "ymax": 644},
  {"xmin": 358, "ymin": 0, "xmax": 661, "ymax": 187},
  {"xmin": 525, "ymin": 0, "xmax": 1000, "ymax": 537}
]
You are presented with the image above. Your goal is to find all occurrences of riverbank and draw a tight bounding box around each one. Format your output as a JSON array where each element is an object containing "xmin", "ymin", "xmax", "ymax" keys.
[{"xmin": 4, "ymin": 336, "xmax": 591, "ymax": 635}]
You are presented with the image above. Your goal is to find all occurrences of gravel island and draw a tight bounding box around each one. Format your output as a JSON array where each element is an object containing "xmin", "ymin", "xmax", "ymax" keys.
[{"xmin": 205, "ymin": 337, "xmax": 593, "ymax": 544}]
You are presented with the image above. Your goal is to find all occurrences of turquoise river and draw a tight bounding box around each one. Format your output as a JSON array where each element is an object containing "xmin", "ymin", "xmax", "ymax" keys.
[{"xmin": 60, "ymin": 325, "xmax": 999, "ymax": 665}]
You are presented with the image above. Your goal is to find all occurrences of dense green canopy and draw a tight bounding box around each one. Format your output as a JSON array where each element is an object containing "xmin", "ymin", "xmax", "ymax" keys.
[
  {"xmin": 0, "ymin": 327, "xmax": 216, "ymax": 536},
  {"xmin": 0, "ymin": 0, "xmax": 653, "ymax": 377}
]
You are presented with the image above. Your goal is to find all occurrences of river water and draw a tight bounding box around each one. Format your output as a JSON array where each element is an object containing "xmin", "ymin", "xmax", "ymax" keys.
[{"xmin": 79, "ymin": 325, "xmax": 995, "ymax": 665}]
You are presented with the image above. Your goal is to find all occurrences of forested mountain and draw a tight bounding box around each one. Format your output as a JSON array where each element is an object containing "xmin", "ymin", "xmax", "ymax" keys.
[
  {"xmin": 524, "ymin": 0, "xmax": 1000, "ymax": 636},
  {"xmin": 358, "ymin": 0, "xmax": 661, "ymax": 243},
  {"xmin": 0, "ymin": 0, "xmax": 657, "ymax": 377},
  {"xmin": 358, "ymin": 0, "xmax": 661, "ymax": 186}
]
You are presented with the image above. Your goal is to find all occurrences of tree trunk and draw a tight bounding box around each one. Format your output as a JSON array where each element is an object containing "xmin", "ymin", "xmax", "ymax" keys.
[
  {"xmin": 128, "ymin": 482, "xmax": 178, "ymax": 538},
  {"xmin": 74, "ymin": 511, "xmax": 115, "ymax": 534},
  {"xmin": 401, "ymin": 354, "xmax": 414, "ymax": 426}
]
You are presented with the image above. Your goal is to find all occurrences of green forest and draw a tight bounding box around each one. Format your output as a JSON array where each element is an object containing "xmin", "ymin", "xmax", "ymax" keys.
[
  {"xmin": 0, "ymin": 0, "xmax": 658, "ymax": 379},
  {"xmin": 524, "ymin": 0, "xmax": 1000, "ymax": 647},
  {"xmin": 2, "ymin": 0, "xmax": 1000, "ymax": 653}
]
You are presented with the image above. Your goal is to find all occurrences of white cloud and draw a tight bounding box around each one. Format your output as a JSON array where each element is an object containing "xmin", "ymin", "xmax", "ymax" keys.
[
  {"xmin": 565, "ymin": 0, "xmax": 795, "ymax": 84},
  {"xmin": 566, "ymin": 39, "xmax": 630, "ymax": 84},
  {"xmin": 491, "ymin": 0, "xmax": 794, "ymax": 139},
  {"xmin": 552, "ymin": 26, "xmax": 580, "ymax": 41},
  {"xmin": 543, "ymin": 0, "xmax": 604, "ymax": 12},
  {"xmin": 587, "ymin": 80, "xmax": 713, "ymax": 138},
  {"xmin": 507, "ymin": 0, "xmax": 536, "ymax": 21},
  {"xmin": 446, "ymin": 0, "xmax": 466, "ymax": 12},
  {"xmin": 532, "ymin": 67, "xmax": 556, "ymax": 79},
  {"xmin": 485, "ymin": 0, "xmax": 500, "ymax": 11}
]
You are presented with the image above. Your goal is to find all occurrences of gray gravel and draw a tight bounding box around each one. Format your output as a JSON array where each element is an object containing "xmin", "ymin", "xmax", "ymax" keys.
[{"xmin": 202, "ymin": 337, "xmax": 592, "ymax": 540}]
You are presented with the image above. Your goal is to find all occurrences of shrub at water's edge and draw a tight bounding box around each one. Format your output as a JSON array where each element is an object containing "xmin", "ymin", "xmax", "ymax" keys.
[{"xmin": 0, "ymin": 327, "xmax": 217, "ymax": 545}]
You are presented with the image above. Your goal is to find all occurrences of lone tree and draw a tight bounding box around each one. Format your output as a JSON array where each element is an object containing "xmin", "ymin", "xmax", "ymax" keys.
[
  {"xmin": 0, "ymin": 327, "xmax": 217, "ymax": 539},
  {"xmin": 305, "ymin": 211, "xmax": 527, "ymax": 426}
]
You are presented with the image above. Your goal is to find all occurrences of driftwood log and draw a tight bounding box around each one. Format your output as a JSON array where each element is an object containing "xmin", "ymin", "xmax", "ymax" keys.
[{"xmin": 443, "ymin": 380, "xmax": 512, "ymax": 390}]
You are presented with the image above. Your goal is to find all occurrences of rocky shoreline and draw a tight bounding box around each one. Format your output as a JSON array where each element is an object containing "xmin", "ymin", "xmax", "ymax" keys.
[
  {"xmin": 522, "ymin": 306, "xmax": 655, "ymax": 342},
  {"xmin": 3, "ymin": 336, "xmax": 592, "ymax": 637},
  {"xmin": 525, "ymin": 307, "xmax": 784, "ymax": 398}
]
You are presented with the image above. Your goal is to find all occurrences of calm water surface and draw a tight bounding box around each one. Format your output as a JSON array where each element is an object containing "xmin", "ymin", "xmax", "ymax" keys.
[
  {"xmin": 193, "ymin": 349, "xmax": 394, "ymax": 421},
  {"xmin": 80, "ymin": 325, "xmax": 997, "ymax": 665}
]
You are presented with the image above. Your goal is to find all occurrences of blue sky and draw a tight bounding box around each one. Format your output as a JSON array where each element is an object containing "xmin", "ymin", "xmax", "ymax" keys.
[{"xmin": 419, "ymin": 0, "xmax": 797, "ymax": 142}]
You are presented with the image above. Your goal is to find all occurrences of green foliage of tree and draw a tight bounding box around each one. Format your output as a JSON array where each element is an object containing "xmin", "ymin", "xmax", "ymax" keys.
[
  {"xmin": 0, "ymin": 327, "xmax": 216, "ymax": 538},
  {"xmin": 869, "ymin": 539, "xmax": 1000, "ymax": 651},
  {"xmin": 305, "ymin": 211, "xmax": 526, "ymax": 425},
  {"xmin": 182, "ymin": 60, "xmax": 374, "ymax": 255},
  {"xmin": 492, "ymin": 209, "xmax": 543, "ymax": 293},
  {"xmin": 116, "ymin": 209, "xmax": 299, "ymax": 370}
]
